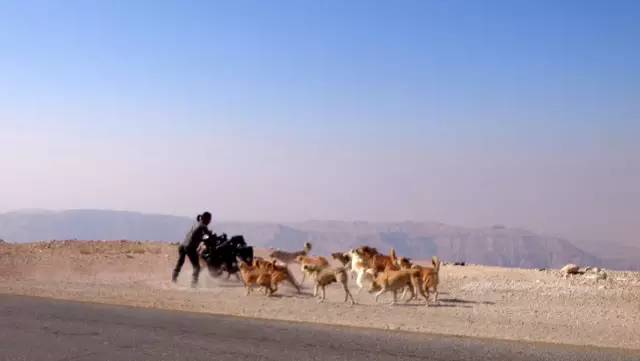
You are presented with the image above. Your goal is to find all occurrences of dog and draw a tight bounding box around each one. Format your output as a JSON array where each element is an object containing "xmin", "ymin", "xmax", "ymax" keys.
[
  {"xmin": 238, "ymin": 261, "xmax": 274, "ymax": 296},
  {"xmin": 367, "ymin": 266, "xmax": 427, "ymax": 305},
  {"xmin": 345, "ymin": 248, "xmax": 373, "ymax": 292},
  {"xmin": 303, "ymin": 264, "xmax": 356, "ymax": 305},
  {"xmin": 268, "ymin": 242, "xmax": 312, "ymax": 265},
  {"xmin": 361, "ymin": 247, "xmax": 399, "ymax": 272},
  {"xmin": 296, "ymin": 255, "xmax": 330, "ymax": 284},
  {"xmin": 346, "ymin": 246, "xmax": 398, "ymax": 292},
  {"xmin": 397, "ymin": 256, "xmax": 441, "ymax": 305},
  {"xmin": 331, "ymin": 252, "xmax": 351, "ymax": 267},
  {"xmin": 252, "ymin": 257, "xmax": 273, "ymax": 270},
  {"xmin": 268, "ymin": 260, "xmax": 301, "ymax": 294}
]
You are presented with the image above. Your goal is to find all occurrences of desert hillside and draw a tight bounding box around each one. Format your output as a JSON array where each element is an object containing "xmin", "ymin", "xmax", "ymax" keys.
[
  {"xmin": 1, "ymin": 240, "xmax": 640, "ymax": 350},
  {"xmin": 1, "ymin": 210, "xmax": 638, "ymax": 270}
]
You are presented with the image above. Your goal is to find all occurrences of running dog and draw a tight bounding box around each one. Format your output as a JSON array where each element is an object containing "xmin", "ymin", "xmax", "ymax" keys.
[
  {"xmin": 397, "ymin": 256, "xmax": 441, "ymax": 305},
  {"xmin": 367, "ymin": 267, "xmax": 427, "ymax": 305},
  {"xmin": 268, "ymin": 260, "xmax": 301, "ymax": 294},
  {"xmin": 346, "ymin": 247, "xmax": 398, "ymax": 292},
  {"xmin": 268, "ymin": 242, "xmax": 312, "ymax": 265},
  {"xmin": 303, "ymin": 264, "xmax": 356, "ymax": 305},
  {"xmin": 238, "ymin": 261, "xmax": 274, "ymax": 296},
  {"xmin": 296, "ymin": 255, "xmax": 330, "ymax": 284}
]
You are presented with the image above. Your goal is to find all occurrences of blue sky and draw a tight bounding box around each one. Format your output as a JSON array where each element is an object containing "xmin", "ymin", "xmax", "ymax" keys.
[{"xmin": 0, "ymin": 1, "xmax": 638, "ymax": 243}]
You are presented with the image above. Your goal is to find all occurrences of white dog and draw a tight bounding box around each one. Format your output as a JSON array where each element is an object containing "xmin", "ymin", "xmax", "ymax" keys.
[{"xmin": 345, "ymin": 249, "xmax": 373, "ymax": 293}]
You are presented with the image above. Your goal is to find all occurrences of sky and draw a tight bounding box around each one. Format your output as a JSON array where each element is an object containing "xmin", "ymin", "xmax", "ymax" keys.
[{"xmin": 0, "ymin": 0, "xmax": 638, "ymax": 244}]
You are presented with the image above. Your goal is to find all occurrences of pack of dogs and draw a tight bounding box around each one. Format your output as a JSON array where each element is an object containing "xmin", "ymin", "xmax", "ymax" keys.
[{"xmin": 226, "ymin": 242, "xmax": 442, "ymax": 306}]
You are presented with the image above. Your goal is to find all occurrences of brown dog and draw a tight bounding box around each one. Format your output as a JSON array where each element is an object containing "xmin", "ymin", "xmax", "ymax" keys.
[
  {"xmin": 355, "ymin": 247, "xmax": 399, "ymax": 272},
  {"xmin": 296, "ymin": 255, "xmax": 330, "ymax": 284},
  {"xmin": 252, "ymin": 257, "xmax": 273, "ymax": 270},
  {"xmin": 397, "ymin": 256, "xmax": 441, "ymax": 305},
  {"xmin": 239, "ymin": 261, "xmax": 274, "ymax": 296},
  {"xmin": 268, "ymin": 260, "xmax": 301, "ymax": 294},
  {"xmin": 367, "ymin": 267, "xmax": 427, "ymax": 305},
  {"xmin": 303, "ymin": 264, "xmax": 356, "ymax": 305}
]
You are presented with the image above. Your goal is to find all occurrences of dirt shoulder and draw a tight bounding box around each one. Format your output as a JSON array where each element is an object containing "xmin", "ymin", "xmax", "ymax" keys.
[{"xmin": 1, "ymin": 240, "xmax": 639, "ymax": 350}]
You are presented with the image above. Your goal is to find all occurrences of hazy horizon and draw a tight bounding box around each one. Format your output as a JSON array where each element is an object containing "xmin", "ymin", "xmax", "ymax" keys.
[{"xmin": 1, "ymin": 1, "xmax": 638, "ymax": 245}]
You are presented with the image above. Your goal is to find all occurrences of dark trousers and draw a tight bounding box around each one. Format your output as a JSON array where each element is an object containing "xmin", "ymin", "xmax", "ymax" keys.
[{"xmin": 173, "ymin": 245, "xmax": 200, "ymax": 286}]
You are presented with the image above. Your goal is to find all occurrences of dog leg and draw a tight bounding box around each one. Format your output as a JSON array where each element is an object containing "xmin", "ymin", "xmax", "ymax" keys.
[
  {"xmin": 342, "ymin": 282, "xmax": 356, "ymax": 305},
  {"xmin": 375, "ymin": 288, "xmax": 385, "ymax": 303},
  {"xmin": 292, "ymin": 278, "xmax": 301, "ymax": 294},
  {"xmin": 391, "ymin": 290, "xmax": 397, "ymax": 305},
  {"xmin": 343, "ymin": 284, "xmax": 348, "ymax": 303},
  {"xmin": 402, "ymin": 287, "xmax": 415, "ymax": 303},
  {"xmin": 286, "ymin": 272, "xmax": 301, "ymax": 294},
  {"xmin": 319, "ymin": 286, "xmax": 326, "ymax": 303},
  {"xmin": 418, "ymin": 283, "xmax": 430, "ymax": 306},
  {"xmin": 356, "ymin": 271, "xmax": 366, "ymax": 293},
  {"xmin": 313, "ymin": 283, "xmax": 319, "ymax": 298}
]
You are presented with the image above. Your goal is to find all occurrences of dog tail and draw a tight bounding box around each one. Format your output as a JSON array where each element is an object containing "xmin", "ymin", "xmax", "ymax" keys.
[
  {"xmin": 432, "ymin": 256, "xmax": 441, "ymax": 274},
  {"xmin": 303, "ymin": 242, "xmax": 312, "ymax": 254}
]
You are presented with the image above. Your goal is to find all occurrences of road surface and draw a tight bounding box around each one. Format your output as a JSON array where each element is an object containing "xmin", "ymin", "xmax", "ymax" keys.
[{"xmin": 1, "ymin": 294, "xmax": 638, "ymax": 361}]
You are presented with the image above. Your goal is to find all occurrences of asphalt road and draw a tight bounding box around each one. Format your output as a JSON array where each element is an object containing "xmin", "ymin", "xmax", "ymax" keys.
[{"xmin": 1, "ymin": 294, "xmax": 638, "ymax": 361}]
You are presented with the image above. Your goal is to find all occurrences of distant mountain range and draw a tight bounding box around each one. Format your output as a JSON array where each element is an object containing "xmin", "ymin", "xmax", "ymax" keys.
[{"xmin": 0, "ymin": 209, "xmax": 637, "ymax": 270}]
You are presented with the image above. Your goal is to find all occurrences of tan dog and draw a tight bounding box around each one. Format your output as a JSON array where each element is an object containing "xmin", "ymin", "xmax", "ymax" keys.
[
  {"xmin": 367, "ymin": 267, "xmax": 427, "ymax": 305},
  {"xmin": 269, "ymin": 242, "xmax": 312, "ymax": 264},
  {"xmin": 252, "ymin": 257, "xmax": 273, "ymax": 270},
  {"xmin": 303, "ymin": 264, "xmax": 356, "ymax": 305},
  {"xmin": 397, "ymin": 256, "xmax": 441, "ymax": 305},
  {"xmin": 296, "ymin": 255, "xmax": 329, "ymax": 284},
  {"xmin": 238, "ymin": 261, "xmax": 274, "ymax": 296},
  {"xmin": 268, "ymin": 260, "xmax": 301, "ymax": 294}
]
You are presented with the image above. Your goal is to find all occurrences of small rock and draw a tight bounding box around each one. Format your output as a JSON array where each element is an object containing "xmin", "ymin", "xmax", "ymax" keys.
[
  {"xmin": 584, "ymin": 270, "xmax": 607, "ymax": 281},
  {"xmin": 560, "ymin": 264, "xmax": 580, "ymax": 276}
]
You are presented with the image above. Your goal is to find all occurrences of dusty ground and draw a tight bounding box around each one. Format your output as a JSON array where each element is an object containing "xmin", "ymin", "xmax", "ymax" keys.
[{"xmin": 1, "ymin": 240, "xmax": 639, "ymax": 350}]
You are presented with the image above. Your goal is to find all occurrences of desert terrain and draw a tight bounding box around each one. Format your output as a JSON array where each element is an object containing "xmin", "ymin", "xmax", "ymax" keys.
[{"xmin": 1, "ymin": 240, "xmax": 639, "ymax": 350}]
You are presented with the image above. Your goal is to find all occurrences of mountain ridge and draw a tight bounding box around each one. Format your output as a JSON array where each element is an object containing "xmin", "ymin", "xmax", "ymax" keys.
[{"xmin": 1, "ymin": 209, "xmax": 636, "ymax": 270}]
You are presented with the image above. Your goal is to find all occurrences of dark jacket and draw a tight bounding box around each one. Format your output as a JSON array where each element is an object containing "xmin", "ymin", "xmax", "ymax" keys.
[{"xmin": 182, "ymin": 222, "xmax": 211, "ymax": 250}]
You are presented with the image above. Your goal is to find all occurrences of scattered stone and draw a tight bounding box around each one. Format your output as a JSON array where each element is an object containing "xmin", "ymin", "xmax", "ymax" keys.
[
  {"xmin": 585, "ymin": 270, "xmax": 608, "ymax": 281},
  {"xmin": 560, "ymin": 264, "xmax": 581, "ymax": 277}
]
